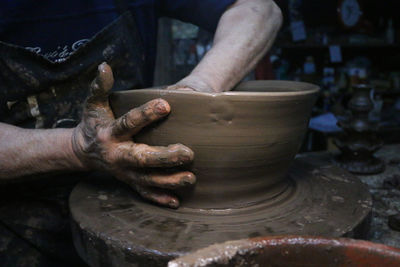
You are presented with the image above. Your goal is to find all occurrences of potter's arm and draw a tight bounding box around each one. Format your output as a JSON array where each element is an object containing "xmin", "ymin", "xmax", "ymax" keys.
[
  {"xmin": 0, "ymin": 63, "xmax": 194, "ymax": 208},
  {"xmin": 172, "ymin": 0, "xmax": 282, "ymax": 92},
  {"xmin": 0, "ymin": 123, "xmax": 84, "ymax": 178}
]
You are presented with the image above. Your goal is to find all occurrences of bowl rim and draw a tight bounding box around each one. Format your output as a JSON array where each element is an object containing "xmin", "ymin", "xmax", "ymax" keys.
[{"xmin": 117, "ymin": 80, "xmax": 320, "ymax": 98}]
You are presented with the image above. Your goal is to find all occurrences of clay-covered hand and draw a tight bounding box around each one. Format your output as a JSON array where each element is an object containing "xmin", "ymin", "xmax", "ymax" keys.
[
  {"xmin": 166, "ymin": 75, "xmax": 215, "ymax": 93},
  {"xmin": 72, "ymin": 62, "xmax": 195, "ymax": 208}
]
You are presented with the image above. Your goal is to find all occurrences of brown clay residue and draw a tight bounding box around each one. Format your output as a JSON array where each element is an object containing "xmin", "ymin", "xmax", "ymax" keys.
[{"xmin": 5, "ymin": 59, "xmax": 40, "ymax": 88}]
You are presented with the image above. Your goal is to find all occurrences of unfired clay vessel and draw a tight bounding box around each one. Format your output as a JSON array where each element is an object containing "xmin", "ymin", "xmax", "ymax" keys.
[{"xmin": 110, "ymin": 81, "xmax": 319, "ymax": 209}]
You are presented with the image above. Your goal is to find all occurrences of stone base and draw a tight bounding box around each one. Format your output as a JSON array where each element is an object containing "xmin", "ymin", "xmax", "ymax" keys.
[
  {"xmin": 334, "ymin": 154, "xmax": 385, "ymax": 175},
  {"xmin": 70, "ymin": 154, "xmax": 372, "ymax": 267}
]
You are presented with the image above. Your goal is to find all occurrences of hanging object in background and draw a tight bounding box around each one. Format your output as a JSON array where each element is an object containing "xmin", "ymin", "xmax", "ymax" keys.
[
  {"xmin": 329, "ymin": 45, "xmax": 342, "ymax": 63},
  {"xmin": 290, "ymin": 20, "xmax": 307, "ymax": 42},
  {"xmin": 386, "ymin": 18, "xmax": 395, "ymax": 44},
  {"xmin": 303, "ymin": 56, "xmax": 316, "ymax": 74},
  {"xmin": 171, "ymin": 20, "xmax": 199, "ymax": 66},
  {"xmin": 337, "ymin": 0, "xmax": 364, "ymax": 31},
  {"xmin": 334, "ymin": 84, "xmax": 385, "ymax": 174},
  {"xmin": 302, "ymin": 56, "xmax": 317, "ymax": 84},
  {"xmin": 348, "ymin": 67, "xmax": 367, "ymax": 91},
  {"xmin": 289, "ymin": 0, "xmax": 307, "ymax": 42}
]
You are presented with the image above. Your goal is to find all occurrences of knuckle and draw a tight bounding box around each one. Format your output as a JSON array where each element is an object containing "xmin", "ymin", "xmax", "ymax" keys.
[
  {"xmin": 118, "ymin": 114, "xmax": 134, "ymax": 132},
  {"xmin": 103, "ymin": 154, "xmax": 116, "ymax": 166},
  {"xmin": 133, "ymin": 150, "xmax": 148, "ymax": 167},
  {"xmin": 140, "ymin": 106, "xmax": 153, "ymax": 122},
  {"xmin": 103, "ymin": 148, "xmax": 119, "ymax": 165},
  {"xmin": 96, "ymin": 128, "xmax": 112, "ymax": 143},
  {"xmin": 90, "ymin": 81, "xmax": 100, "ymax": 93},
  {"xmin": 124, "ymin": 111, "xmax": 140, "ymax": 129}
]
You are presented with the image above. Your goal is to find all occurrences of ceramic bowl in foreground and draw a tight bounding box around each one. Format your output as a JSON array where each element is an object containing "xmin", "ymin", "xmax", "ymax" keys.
[{"xmin": 168, "ymin": 236, "xmax": 400, "ymax": 267}]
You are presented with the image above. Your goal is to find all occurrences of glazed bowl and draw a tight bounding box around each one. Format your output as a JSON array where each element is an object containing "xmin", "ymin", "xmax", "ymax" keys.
[
  {"xmin": 110, "ymin": 81, "xmax": 319, "ymax": 209},
  {"xmin": 168, "ymin": 236, "xmax": 400, "ymax": 267}
]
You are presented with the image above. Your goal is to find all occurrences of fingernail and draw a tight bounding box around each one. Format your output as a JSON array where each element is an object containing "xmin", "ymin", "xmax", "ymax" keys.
[
  {"xmin": 182, "ymin": 173, "xmax": 196, "ymax": 185},
  {"xmin": 98, "ymin": 63, "xmax": 106, "ymax": 74},
  {"xmin": 154, "ymin": 100, "xmax": 170, "ymax": 115},
  {"xmin": 168, "ymin": 198, "xmax": 179, "ymax": 209},
  {"xmin": 181, "ymin": 148, "xmax": 195, "ymax": 161},
  {"xmin": 99, "ymin": 62, "xmax": 107, "ymax": 69},
  {"xmin": 168, "ymin": 145, "xmax": 194, "ymax": 162}
]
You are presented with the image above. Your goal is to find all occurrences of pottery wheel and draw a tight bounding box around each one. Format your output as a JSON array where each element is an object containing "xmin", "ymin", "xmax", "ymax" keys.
[{"xmin": 70, "ymin": 153, "xmax": 372, "ymax": 267}]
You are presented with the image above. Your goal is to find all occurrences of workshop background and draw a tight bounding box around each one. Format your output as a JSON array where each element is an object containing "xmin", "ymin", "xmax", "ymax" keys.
[
  {"xmin": 151, "ymin": 0, "xmax": 400, "ymax": 249},
  {"xmin": 153, "ymin": 0, "xmax": 400, "ymax": 152}
]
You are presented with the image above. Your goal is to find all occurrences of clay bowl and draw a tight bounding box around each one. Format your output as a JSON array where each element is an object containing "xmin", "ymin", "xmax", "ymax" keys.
[
  {"xmin": 168, "ymin": 236, "xmax": 400, "ymax": 267},
  {"xmin": 110, "ymin": 81, "xmax": 319, "ymax": 209}
]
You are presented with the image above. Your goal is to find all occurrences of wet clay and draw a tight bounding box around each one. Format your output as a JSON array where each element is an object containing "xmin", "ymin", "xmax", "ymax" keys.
[
  {"xmin": 69, "ymin": 153, "xmax": 371, "ymax": 267},
  {"xmin": 109, "ymin": 81, "xmax": 319, "ymax": 209},
  {"xmin": 69, "ymin": 81, "xmax": 371, "ymax": 266},
  {"xmin": 168, "ymin": 236, "xmax": 400, "ymax": 267}
]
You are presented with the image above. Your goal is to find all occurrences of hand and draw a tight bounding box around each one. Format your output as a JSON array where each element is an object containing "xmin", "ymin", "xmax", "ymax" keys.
[
  {"xmin": 71, "ymin": 63, "xmax": 195, "ymax": 208},
  {"xmin": 166, "ymin": 75, "xmax": 215, "ymax": 93}
]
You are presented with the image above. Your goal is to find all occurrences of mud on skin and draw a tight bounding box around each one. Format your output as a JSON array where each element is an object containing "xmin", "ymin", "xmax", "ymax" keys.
[{"xmin": 71, "ymin": 62, "xmax": 195, "ymax": 208}]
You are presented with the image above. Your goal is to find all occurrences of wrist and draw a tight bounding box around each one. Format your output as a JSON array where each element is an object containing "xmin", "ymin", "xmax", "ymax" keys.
[
  {"xmin": 173, "ymin": 73, "xmax": 220, "ymax": 93},
  {"xmin": 67, "ymin": 127, "xmax": 89, "ymax": 171}
]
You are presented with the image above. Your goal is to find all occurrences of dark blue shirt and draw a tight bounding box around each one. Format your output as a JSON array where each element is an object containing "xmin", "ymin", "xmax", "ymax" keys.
[{"xmin": 0, "ymin": 0, "xmax": 235, "ymax": 84}]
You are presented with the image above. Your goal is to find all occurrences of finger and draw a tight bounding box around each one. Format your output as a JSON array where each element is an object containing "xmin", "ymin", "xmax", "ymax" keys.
[
  {"xmin": 176, "ymin": 87, "xmax": 194, "ymax": 91},
  {"xmin": 116, "ymin": 142, "xmax": 194, "ymax": 168},
  {"xmin": 87, "ymin": 62, "xmax": 114, "ymax": 105},
  {"xmin": 143, "ymin": 171, "xmax": 196, "ymax": 189},
  {"xmin": 114, "ymin": 169, "xmax": 195, "ymax": 189},
  {"xmin": 112, "ymin": 98, "xmax": 170, "ymax": 138},
  {"xmin": 166, "ymin": 84, "xmax": 194, "ymax": 91},
  {"xmin": 134, "ymin": 184, "xmax": 180, "ymax": 209},
  {"xmin": 83, "ymin": 62, "xmax": 115, "ymax": 122}
]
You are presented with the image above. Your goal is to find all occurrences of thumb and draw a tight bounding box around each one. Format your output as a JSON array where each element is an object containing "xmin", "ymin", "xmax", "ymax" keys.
[
  {"xmin": 87, "ymin": 62, "xmax": 114, "ymax": 104},
  {"xmin": 83, "ymin": 62, "xmax": 115, "ymax": 121}
]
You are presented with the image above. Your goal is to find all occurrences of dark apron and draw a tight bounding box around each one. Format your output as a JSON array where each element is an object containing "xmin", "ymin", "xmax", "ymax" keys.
[{"xmin": 0, "ymin": 12, "xmax": 145, "ymax": 267}]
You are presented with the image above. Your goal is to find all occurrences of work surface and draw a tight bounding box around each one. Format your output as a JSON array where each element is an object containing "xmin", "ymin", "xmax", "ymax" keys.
[
  {"xmin": 354, "ymin": 144, "xmax": 400, "ymax": 248},
  {"xmin": 69, "ymin": 145, "xmax": 399, "ymax": 266},
  {"xmin": 70, "ymin": 149, "xmax": 378, "ymax": 266}
]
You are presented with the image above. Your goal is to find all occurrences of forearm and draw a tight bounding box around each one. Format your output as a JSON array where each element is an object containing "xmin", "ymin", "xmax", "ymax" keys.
[
  {"xmin": 0, "ymin": 123, "xmax": 85, "ymax": 179},
  {"xmin": 179, "ymin": 0, "xmax": 282, "ymax": 92}
]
